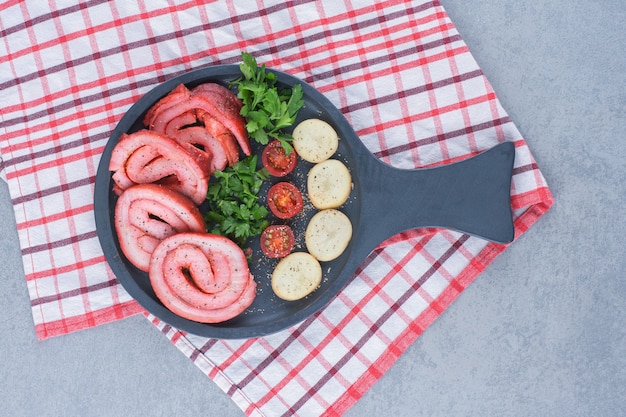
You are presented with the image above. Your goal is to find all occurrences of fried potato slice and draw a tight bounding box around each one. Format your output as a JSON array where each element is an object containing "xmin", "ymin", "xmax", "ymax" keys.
[
  {"xmin": 292, "ymin": 119, "xmax": 339, "ymax": 163},
  {"xmin": 305, "ymin": 209, "xmax": 352, "ymax": 262},
  {"xmin": 271, "ymin": 252, "xmax": 323, "ymax": 301},
  {"xmin": 307, "ymin": 159, "xmax": 352, "ymax": 209}
]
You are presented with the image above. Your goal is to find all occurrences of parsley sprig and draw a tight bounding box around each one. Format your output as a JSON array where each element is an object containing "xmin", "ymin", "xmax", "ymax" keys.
[
  {"xmin": 231, "ymin": 52, "xmax": 304, "ymax": 153},
  {"xmin": 205, "ymin": 155, "xmax": 270, "ymax": 245}
]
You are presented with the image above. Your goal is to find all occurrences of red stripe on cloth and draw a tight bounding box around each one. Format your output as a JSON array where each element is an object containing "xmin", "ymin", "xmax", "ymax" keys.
[
  {"xmin": 16, "ymin": 203, "xmax": 93, "ymax": 230},
  {"xmin": 512, "ymin": 187, "xmax": 554, "ymax": 211},
  {"xmin": 511, "ymin": 196, "xmax": 554, "ymax": 238},
  {"xmin": 34, "ymin": 301, "xmax": 143, "ymax": 340},
  {"xmin": 356, "ymin": 90, "xmax": 496, "ymax": 138},
  {"xmin": 25, "ymin": 255, "xmax": 105, "ymax": 282},
  {"xmin": 170, "ymin": 331, "xmax": 183, "ymax": 345},
  {"xmin": 7, "ymin": 150, "xmax": 101, "ymax": 181},
  {"xmin": 444, "ymin": 39, "xmax": 479, "ymax": 152},
  {"xmin": 215, "ymin": 338, "xmax": 259, "ymax": 371},
  {"xmin": 0, "ymin": 0, "xmax": 28, "ymax": 11}
]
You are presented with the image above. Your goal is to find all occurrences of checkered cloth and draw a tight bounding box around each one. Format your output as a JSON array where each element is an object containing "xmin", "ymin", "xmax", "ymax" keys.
[{"xmin": 0, "ymin": 0, "xmax": 553, "ymax": 415}]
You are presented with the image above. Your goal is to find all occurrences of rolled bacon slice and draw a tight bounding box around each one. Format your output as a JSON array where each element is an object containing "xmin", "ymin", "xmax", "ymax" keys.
[
  {"xmin": 143, "ymin": 83, "xmax": 192, "ymax": 130},
  {"xmin": 197, "ymin": 109, "xmax": 240, "ymax": 166},
  {"xmin": 163, "ymin": 109, "xmax": 197, "ymax": 138},
  {"xmin": 173, "ymin": 125, "xmax": 228, "ymax": 173},
  {"xmin": 149, "ymin": 232, "xmax": 257, "ymax": 323},
  {"xmin": 191, "ymin": 82, "xmax": 243, "ymax": 116},
  {"xmin": 145, "ymin": 83, "xmax": 251, "ymax": 157},
  {"xmin": 191, "ymin": 84, "xmax": 250, "ymax": 156},
  {"xmin": 109, "ymin": 129, "xmax": 210, "ymax": 205},
  {"xmin": 114, "ymin": 184, "xmax": 206, "ymax": 272}
]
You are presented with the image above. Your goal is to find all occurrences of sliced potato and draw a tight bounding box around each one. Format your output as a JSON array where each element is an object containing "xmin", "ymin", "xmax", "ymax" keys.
[
  {"xmin": 305, "ymin": 209, "xmax": 352, "ymax": 262},
  {"xmin": 271, "ymin": 252, "xmax": 323, "ymax": 301},
  {"xmin": 292, "ymin": 119, "xmax": 339, "ymax": 163},
  {"xmin": 307, "ymin": 159, "xmax": 352, "ymax": 209}
]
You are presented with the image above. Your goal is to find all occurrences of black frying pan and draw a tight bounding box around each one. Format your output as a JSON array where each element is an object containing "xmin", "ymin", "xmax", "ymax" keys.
[{"xmin": 94, "ymin": 65, "xmax": 514, "ymax": 339}]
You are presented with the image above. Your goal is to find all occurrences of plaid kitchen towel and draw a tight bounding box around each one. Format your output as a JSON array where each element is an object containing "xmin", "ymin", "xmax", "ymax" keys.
[{"xmin": 0, "ymin": 0, "xmax": 553, "ymax": 415}]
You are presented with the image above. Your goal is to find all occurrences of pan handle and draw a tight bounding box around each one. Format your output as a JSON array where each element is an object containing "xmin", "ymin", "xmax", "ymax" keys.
[{"xmin": 341, "ymin": 141, "xmax": 516, "ymax": 279}]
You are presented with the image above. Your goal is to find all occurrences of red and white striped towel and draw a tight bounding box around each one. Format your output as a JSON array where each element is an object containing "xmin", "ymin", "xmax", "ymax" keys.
[{"xmin": 0, "ymin": 1, "xmax": 552, "ymax": 415}]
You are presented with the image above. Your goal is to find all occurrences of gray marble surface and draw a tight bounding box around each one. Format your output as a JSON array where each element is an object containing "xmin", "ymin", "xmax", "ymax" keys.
[{"xmin": 1, "ymin": 1, "xmax": 624, "ymax": 416}]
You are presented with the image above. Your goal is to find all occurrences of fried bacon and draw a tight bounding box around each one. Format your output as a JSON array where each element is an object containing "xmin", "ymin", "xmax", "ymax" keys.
[
  {"xmin": 149, "ymin": 232, "xmax": 256, "ymax": 323},
  {"xmin": 109, "ymin": 130, "xmax": 210, "ymax": 205},
  {"xmin": 114, "ymin": 184, "xmax": 206, "ymax": 272}
]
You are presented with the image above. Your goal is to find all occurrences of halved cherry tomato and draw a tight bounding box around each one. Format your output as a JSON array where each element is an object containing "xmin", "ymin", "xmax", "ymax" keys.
[
  {"xmin": 261, "ymin": 140, "xmax": 297, "ymax": 177},
  {"xmin": 260, "ymin": 225, "xmax": 295, "ymax": 258},
  {"xmin": 267, "ymin": 182, "xmax": 303, "ymax": 219}
]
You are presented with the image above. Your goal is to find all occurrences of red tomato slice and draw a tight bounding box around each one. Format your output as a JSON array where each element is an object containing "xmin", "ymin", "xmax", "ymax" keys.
[
  {"xmin": 262, "ymin": 140, "xmax": 297, "ymax": 177},
  {"xmin": 267, "ymin": 182, "xmax": 303, "ymax": 219},
  {"xmin": 260, "ymin": 225, "xmax": 295, "ymax": 258}
]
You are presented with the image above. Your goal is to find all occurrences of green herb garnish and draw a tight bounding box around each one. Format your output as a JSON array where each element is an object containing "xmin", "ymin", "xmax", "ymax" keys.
[
  {"xmin": 231, "ymin": 52, "xmax": 304, "ymax": 153},
  {"xmin": 205, "ymin": 155, "xmax": 270, "ymax": 246}
]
